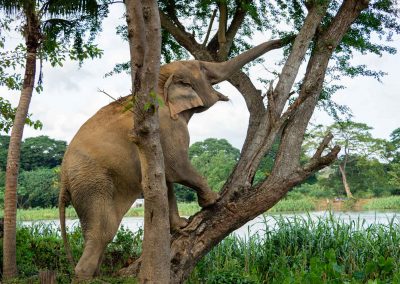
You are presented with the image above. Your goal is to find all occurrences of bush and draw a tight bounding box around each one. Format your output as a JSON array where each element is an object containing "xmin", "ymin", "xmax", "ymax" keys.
[
  {"xmin": 17, "ymin": 168, "xmax": 60, "ymax": 208},
  {"xmin": 0, "ymin": 223, "xmax": 142, "ymax": 282}
]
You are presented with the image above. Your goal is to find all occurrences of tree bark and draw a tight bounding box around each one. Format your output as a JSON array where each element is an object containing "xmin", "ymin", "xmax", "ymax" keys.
[
  {"xmin": 125, "ymin": 0, "xmax": 169, "ymax": 282},
  {"xmin": 2, "ymin": 5, "xmax": 40, "ymax": 280},
  {"xmin": 339, "ymin": 163, "xmax": 353, "ymax": 198}
]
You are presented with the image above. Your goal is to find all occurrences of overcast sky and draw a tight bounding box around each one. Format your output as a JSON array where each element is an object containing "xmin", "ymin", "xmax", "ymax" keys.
[{"xmin": 1, "ymin": 5, "xmax": 399, "ymax": 150}]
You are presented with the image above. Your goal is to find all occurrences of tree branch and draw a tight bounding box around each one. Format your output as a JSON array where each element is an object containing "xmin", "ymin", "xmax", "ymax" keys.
[
  {"xmin": 159, "ymin": 10, "xmax": 213, "ymax": 61},
  {"xmin": 202, "ymin": 8, "xmax": 217, "ymax": 47},
  {"xmin": 217, "ymin": 1, "xmax": 227, "ymax": 46},
  {"xmin": 208, "ymin": 0, "xmax": 249, "ymax": 60},
  {"xmin": 303, "ymin": 145, "xmax": 341, "ymax": 174},
  {"xmin": 270, "ymin": 0, "xmax": 370, "ymax": 179},
  {"xmin": 272, "ymin": 1, "xmax": 331, "ymax": 112},
  {"xmin": 312, "ymin": 132, "xmax": 334, "ymax": 160}
]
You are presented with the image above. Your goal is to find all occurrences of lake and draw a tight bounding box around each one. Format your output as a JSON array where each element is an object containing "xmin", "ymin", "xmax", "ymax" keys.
[{"xmin": 22, "ymin": 211, "xmax": 400, "ymax": 238}]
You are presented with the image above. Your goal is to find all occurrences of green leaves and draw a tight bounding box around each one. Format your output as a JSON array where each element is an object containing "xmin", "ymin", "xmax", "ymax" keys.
[
  {"xmin": 0, "ymin": 98, "xmax": 42, "ymax": 134},
  {"xmin": 143, "ymin": 91, "xmax": 165, "ymax": 112},
  {"xmin": 0, "ymin": 135, "xmax": 66, "ymax": 171}
]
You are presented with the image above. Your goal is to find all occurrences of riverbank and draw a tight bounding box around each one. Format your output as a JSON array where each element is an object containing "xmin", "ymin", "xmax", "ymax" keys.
[
  {"xmin": 2, "ymin": 196, "xmax": 400, "ymax": 221},
  {"xmin": 5, "ymin": 214, "xmax": 400, "ymax": 283}
]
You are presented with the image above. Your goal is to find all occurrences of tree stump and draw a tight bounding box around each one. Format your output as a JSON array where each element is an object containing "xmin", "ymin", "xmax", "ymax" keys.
[{"xmin": 39, "ymin": 270, "xmax": 56, "ymax": 284}]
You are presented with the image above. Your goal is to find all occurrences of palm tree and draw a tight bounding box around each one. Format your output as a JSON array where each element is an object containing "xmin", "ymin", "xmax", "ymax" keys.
[{"xmin": 0, "ymin": 0, "xmax": 105, "ymax": 279}]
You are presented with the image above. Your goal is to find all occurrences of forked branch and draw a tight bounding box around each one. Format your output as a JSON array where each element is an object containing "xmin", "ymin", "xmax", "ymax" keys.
[{"xmin": 312, "ymin": 132, "xmax": 334, "ymax": 160}]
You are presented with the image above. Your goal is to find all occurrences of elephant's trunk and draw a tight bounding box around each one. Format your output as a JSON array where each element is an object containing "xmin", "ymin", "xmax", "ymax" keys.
[{"xmin": 203, "ymin": 39, "xmax": 283, "ymax": 84}]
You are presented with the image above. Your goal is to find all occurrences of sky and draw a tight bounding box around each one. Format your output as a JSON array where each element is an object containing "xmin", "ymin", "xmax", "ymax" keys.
[{"xmin": 1, "ymin": 5, "xmax": 400, "ymax": 150}]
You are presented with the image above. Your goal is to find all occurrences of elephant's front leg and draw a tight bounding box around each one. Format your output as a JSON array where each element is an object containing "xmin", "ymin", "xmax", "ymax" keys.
[
  {"xmin": 177, "ymin": 164, "xmax": 220, "ymax": 208},
  {"xmin": 167, "ymin": 182, "xmax": 189, "ymax": 230}
]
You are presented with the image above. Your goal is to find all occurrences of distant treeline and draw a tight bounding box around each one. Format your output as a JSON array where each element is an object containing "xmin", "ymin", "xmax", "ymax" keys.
[
  {"xmin": 0, "ymin": 135, "xmax": 66, "ymax": 208},
  {"xmin": 0, "ymin": 122, "xmax": 399, "ymax": 209}
]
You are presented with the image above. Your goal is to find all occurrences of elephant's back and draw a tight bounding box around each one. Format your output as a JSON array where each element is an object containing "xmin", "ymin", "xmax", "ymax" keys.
[{"xmin": 62, "ymin": 96, "xmax": 141, "ymax": 195}]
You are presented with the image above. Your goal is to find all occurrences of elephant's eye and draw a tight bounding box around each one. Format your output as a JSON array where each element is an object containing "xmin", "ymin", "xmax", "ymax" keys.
[{"xmin": 178, "ymin": 80, "xmax": 192, "ymax": 87}]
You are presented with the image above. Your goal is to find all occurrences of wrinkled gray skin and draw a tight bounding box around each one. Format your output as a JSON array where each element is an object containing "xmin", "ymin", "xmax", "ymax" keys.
[{"xmin": 59, "ymin": 41, "xmax": 278, "ymax": 280}]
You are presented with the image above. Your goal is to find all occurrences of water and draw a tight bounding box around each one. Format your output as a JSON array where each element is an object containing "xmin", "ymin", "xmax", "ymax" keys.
[{"xmin": 22, "ymin": 211, "xmax": 400, "ymax": 238}]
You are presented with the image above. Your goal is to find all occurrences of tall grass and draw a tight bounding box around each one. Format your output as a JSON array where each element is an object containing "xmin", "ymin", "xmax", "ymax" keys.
[
  {"xmin": 363, "ymin": 196, "xmax": 400, "ymax": 210},
  {"xmin": 5, "ymin": 213, "xmax": 400, "ymax": 283},
  {"xmin": 268, "ymin": 198, "xmax": 316, "ymax": 213},
  {"xmin": 0, "ymin": 207, "xmax": 78, "ymax": 221},
  {"xmin": 189, "ymin": 214, "xmax": 400, "ymax": 283}
]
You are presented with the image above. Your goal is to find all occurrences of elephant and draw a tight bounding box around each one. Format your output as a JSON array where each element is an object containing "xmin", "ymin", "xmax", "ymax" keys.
[{"xmin": 59, "ymin": 39, "xmax": 280, "ymax": 280}]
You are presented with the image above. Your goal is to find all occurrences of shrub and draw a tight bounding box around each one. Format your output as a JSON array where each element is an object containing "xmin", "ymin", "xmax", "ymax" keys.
[{"xmin": 0, "ymin": 223, "xmax": 142, "ymax": 282}]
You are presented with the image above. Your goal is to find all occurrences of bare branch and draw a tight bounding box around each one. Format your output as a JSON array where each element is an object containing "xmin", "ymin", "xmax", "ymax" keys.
[
  {"xmin": 202, "ymin": 8, "xmax": 217, "ymax": 47},
  {"xmin": 312, "ymin": 132, "xmax": 334, "ymax": 159},
  {"xmin": 159, "ymin": 10, "xmax": 213, "ymax": 61},
  {"xmin": 98, "ymin": 89, "xmax": 133, "ymax": 113},
  {"xmin": 303, "ymin": 145, "xmax": 341, "ymax": 174},
  {"xmin": 266, "ymin": 81, "xmax": 278, "ymax": 126},
  {"xmin": 225, "ymin": 0, "xmax": 248, "ymax": 44},
  {"xmin": 273, "ymin": 1, "xmax": 331, "ymax": 110},
  {"xmin": 217, "ymin": 1, "xmax": 228, "ymax": 52},
  {"xmin": 208, "ymin": 0, "xmax": 249, "ymax": 60}
]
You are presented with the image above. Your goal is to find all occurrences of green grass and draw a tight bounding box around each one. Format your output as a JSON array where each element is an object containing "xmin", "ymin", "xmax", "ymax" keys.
[
  {"xmin": 0, "ymin": 207, "xmax": 78, "ymax": 221},
  {"xmin": 0, "ymin": 202, "xmax": 202, "ymax": 221},
  {"xmin": 189, "ymin": 213, "xmax": 400, "ymax": 283},
  {"xmin": 268, "ymin": 197, "xmax": 316, "ymax": 213},
  {"xmin": 363, "ymin": 196, "xmax": 400, "ymax": 210},
  {"xmin": 3, "ymin": 196, "xmax": 400, "ymax": 222}
]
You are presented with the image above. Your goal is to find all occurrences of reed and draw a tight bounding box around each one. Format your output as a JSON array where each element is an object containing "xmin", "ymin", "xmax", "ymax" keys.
[{"xmin": 189, "ymin": 213, "xmax": 400, "ymax": 283}]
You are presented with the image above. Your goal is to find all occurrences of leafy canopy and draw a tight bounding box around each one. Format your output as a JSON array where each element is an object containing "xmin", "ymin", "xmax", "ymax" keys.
[
  {"xmin": 0, "ymin": 0, "xmax": 110, "ymax": 133},
  {"xmin": 106, "ymin": 0, "xmax": 400, "ymax": 119}
]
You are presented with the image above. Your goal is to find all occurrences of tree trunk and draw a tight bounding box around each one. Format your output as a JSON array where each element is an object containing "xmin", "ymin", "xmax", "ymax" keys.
[
  {"xmin": 120, "ymin": 1, "xmax": 369, "ymax": 282},
  {"xmin": 2, "ymin": 6, "xmax": 40, "ymax": 279},
  {"xmin": 339, "ymin": 163, "xmax": 353, "ymax": 198},
  {"xmin": 125, "ymin": 0, "xmax": 169, "ymax": 282}
]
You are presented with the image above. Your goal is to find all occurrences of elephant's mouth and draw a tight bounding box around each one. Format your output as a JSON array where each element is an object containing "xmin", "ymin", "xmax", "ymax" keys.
[{"xmin": 193, "ymin": 106, "xmax": 208, "ymax": 113}]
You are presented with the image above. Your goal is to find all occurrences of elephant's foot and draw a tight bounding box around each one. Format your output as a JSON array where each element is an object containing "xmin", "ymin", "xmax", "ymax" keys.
[
  {"xmin": 198, "ymin": 191, "xmax": 220, "ymax": 208},
  {"xmin": 170, "ymin": 215, "xmax": 189, "ymax": 231},
  {"xmin": 72, "ymin": 275, "xmax": 93, "ymax": 283}
]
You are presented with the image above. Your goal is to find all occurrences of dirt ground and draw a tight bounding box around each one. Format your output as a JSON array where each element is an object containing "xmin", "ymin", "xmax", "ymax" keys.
[{"xmin": 315, "ymin": 198, "xmax": 370, "ymax": 211}]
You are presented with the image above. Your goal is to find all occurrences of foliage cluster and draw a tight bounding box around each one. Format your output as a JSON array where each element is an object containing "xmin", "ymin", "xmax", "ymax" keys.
[
  {"xmin": 299, "ymin": 123, "xmax": 400, "ymax": 199},
  {"xmin": 0, "ymin": 135, "xmax": 66, "ymax": 208}
]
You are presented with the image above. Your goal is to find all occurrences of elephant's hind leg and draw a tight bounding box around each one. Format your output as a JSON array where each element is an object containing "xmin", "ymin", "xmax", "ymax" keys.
[{"xmin": 74, "ymin": 197, "xmax": 121, "ymax": 280}]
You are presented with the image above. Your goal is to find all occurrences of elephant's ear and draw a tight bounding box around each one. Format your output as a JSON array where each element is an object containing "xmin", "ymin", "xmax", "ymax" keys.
[{"xmin": 164, "ymin": 74, "xmax": 204, "ymax": 119}]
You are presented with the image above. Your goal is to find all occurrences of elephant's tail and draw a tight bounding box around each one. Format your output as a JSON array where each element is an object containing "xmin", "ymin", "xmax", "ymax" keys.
[{"xmin": 59, "ymin": 177, "xmax": 75, "ymax": 268}]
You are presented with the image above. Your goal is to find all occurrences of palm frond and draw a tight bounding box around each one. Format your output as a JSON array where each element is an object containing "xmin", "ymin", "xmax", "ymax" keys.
[{"xmin": 44, "ymin": 0, "xmax": 99, "ymax": 17}]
